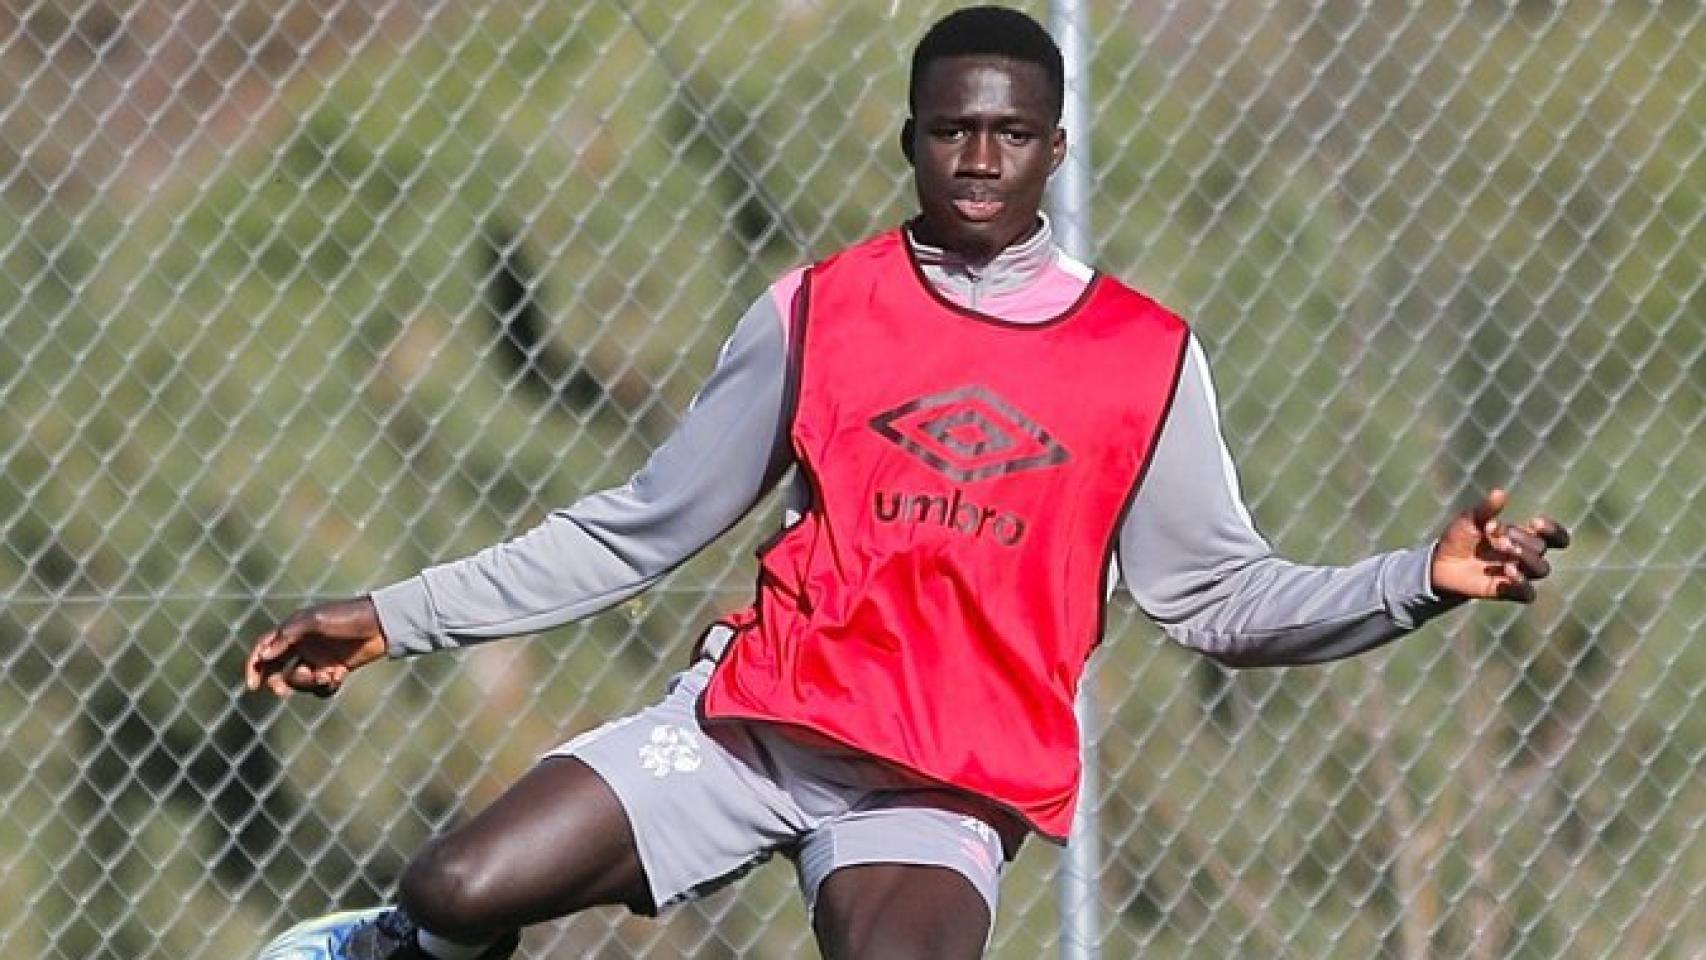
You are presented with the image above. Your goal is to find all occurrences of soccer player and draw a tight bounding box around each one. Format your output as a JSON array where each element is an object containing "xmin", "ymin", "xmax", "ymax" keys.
[{"xmin": 243, "ymin": 6, "xmax": 1570, "ymax": 959}]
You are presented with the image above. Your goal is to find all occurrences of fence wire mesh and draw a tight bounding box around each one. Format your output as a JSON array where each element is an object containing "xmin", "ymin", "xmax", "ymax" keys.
[{"xmin": 1, "ymin": 1, "xmax": 1701, "ymax": 957}]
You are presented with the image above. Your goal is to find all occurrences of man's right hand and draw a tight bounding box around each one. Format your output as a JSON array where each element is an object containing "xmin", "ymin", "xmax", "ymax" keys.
[{"xmin": 243, "ymin": 597, "xmax": 389, "ymax": 698}]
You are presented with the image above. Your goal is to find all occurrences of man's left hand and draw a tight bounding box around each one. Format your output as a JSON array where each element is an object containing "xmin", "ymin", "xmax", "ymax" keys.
[{"xmin": 1431, "ymin": 488, "xmax": 1571, "ymax": 603}]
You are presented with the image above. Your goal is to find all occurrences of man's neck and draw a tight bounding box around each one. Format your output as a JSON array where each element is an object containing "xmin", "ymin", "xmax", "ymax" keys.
[{"xmin": 906, "ymin": 216, "xmax": 1057, "ymax": 308}]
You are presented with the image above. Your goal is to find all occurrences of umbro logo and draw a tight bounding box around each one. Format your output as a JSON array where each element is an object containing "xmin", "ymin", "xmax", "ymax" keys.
[{"xmin": 868, "ymin": 385, "xmax": 1070, "ymax": 483}]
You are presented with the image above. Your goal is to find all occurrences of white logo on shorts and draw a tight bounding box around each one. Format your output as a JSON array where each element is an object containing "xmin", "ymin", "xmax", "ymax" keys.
[
  {"xmin": 957, "ymin": 816, "xmax": 1000, "ymax": 878},
  {"xmin": 958, "ymin": 816, "xmax": 999, "ymax": 848},
  {"xmin": 639, "ymin": 724, "xmax": 703, "ymax": 778}
]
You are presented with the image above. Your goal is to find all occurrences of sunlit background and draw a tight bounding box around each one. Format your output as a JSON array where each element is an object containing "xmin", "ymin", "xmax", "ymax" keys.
[{"xmin": 1, "ymin": 1, "xmax": 1701, "ymax": 956}]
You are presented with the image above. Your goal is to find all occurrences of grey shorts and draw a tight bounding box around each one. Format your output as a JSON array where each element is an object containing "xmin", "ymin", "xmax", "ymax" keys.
[{"xmin": 544, "ymin": 658, "xmax": 1018, "ymax": 919}]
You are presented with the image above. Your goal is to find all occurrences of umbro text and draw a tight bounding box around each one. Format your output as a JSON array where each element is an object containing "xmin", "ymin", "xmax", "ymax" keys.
[{"xmin": 872, "ymin": 488, "xmax": 1028, "ymax": 546}]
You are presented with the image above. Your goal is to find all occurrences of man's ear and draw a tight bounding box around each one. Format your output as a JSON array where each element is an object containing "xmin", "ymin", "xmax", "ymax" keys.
[
  {"xmin": 900, "ymin": 118, "xmax": 916, "ymax": 166},
  {"xmin": 1049, "ymin": 127, "xmax": 1066, "ymax": 174}
]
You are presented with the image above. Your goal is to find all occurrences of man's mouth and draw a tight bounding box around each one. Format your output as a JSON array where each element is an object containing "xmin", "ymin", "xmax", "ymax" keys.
[{"xmin": 952, "ymin": 197, "xmax": 1005, "ymax": 222}]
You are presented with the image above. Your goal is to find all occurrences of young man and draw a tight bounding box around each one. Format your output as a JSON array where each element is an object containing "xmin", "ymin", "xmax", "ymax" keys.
[{"xmin": 245, "ymin": 7, "xmax": 1569, "ymax": 959}]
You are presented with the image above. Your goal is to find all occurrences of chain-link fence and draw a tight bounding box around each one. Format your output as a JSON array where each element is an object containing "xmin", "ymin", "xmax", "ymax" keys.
[{"xmin": 2, "ymin": 1, "xmax": 1701, "ymax": 957}]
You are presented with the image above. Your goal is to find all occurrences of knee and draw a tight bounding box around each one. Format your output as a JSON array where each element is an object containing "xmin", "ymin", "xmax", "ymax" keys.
[{"xmin": 399, "ymin": 836, "xmax": 503, "ymax": 942}]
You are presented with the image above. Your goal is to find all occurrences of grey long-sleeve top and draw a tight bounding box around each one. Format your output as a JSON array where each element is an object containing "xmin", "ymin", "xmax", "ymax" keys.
[{"xmin": 372, "ymin": 219, "xmax": 1452, "ymax": 667}]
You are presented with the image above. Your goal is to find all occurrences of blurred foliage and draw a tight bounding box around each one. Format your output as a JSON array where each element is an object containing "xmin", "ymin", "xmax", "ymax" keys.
[{"xmin": 0, "ymin": 1, "xmax": 1701, "ymax": 957}]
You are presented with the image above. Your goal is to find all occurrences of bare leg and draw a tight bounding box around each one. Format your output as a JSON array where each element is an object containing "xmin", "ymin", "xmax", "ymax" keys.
[
  {"xmin": 812, "ymin": 864, "xmax": 991, "ymax": 960},
  {"xmin": 398, "ymin": 756, "xmax": 651, "ymax": 944}
]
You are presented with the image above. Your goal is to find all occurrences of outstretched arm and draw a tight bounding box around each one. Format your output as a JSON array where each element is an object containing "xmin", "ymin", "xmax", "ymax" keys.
[
  {"xmin": 1119, "ymin": 336, "xmax": 1567, "ymax": 668},
  {"xmin": 242, "ymin": 285, "xmax": 797, "ymax": 697},
  {"xmin": 370, "ymin": 290, "xmax": 794, "ymax": 657}
]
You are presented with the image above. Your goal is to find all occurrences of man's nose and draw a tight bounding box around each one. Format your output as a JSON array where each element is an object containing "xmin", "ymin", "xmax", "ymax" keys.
[{"xmin": 958, "ymin": 132, "xmax": 1000, "ymax": 177}]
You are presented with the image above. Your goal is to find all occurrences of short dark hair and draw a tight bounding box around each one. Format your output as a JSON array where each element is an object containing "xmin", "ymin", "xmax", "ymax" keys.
[{"xmin": 909, "ymin": 6, "xmax": 1065, "ymax": 121}]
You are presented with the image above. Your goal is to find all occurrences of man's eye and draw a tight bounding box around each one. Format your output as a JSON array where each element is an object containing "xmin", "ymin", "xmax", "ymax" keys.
[
  {"xmin": 934, "ymin": 128, "xmax": 967, "ymax": 141},
  {"xmin": 1001, "ymin": 130, "xmax": 1037, "ymax": 145}
]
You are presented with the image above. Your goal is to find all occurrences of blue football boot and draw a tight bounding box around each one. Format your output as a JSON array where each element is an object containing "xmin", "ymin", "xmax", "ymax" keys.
[{"xmin": 254, "ymin": 906, "xmax": 518, "ymax": 960}]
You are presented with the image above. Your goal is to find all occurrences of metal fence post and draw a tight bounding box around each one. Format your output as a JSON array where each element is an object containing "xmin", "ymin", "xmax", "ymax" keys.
[{"xmin": 1049, "ymin": 2, "xmax": 1099, "ymax": 958}]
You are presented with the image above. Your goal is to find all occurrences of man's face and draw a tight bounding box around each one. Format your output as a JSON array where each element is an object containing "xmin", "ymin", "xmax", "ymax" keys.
[{"xmin": 906, "ymin": 55, "xmax": 1065, "ymax": 265}]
